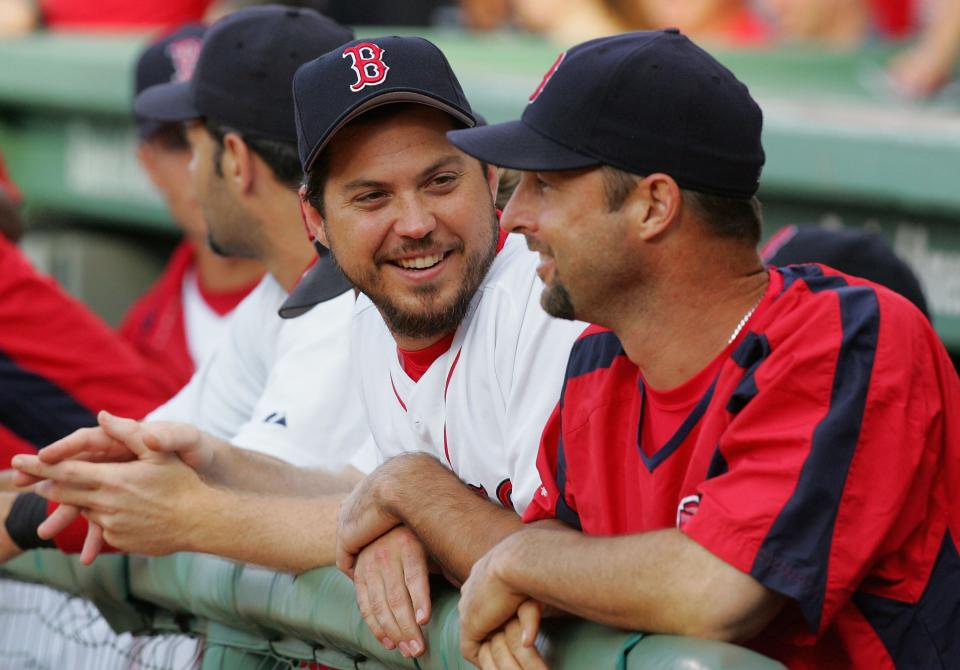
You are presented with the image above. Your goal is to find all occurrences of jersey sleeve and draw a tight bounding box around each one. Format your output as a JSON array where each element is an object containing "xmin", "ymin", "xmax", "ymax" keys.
[
  {"xmin": 521, "ymin": 401, "xmax": 579, "ymax": 525},
  {"xmin": 501, "ymin": 275, "xmax": 585, "ymax": 515},
  {"xmin": 682, "ymin": 279, "xmax": 948, "ymax": 639},
  {"xmin": 229, "ymin": 291, "xmax": 370, "ymax": 469},
  {"xmin": 146, "ymin": 276, "xmax": 277, "ymax": 437}
]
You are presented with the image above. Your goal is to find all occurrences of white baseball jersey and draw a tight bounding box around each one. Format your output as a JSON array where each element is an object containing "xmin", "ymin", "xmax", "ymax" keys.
[
  {"xmin": 181, "ymin": 268, "xmax": 236, "ymax": 368},
  {"xmin": 150, "ymin": 273, "xmax": 368, "ymax": 469},
  {"xmin": 351, "ymin": 234, "xmax": 586, "ymax": 514}
]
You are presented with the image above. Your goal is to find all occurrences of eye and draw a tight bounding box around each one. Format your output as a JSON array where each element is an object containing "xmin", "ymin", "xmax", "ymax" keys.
[
  {"xmin": 427, "ymin": 171, "xmax": 460, "ymax": 190},
  {"xmin": 354, "ymin": 190, "xmax": 388, "ymax": 205}
]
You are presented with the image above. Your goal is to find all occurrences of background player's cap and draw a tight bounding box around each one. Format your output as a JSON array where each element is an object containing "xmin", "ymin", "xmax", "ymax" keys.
[
  {"xmin": 448, "ymin": 30, "xmax": 765, "ymax": 198},
  {"xmin": 134, "ymin": 22, "xmax": 206, "ymax": 140},
  {"xmin": 135, "ymin": 5, "xmax": 354, "ymax": 143},
  {"xmin": 278, "ymin": 244, "xmax": 353, "ymax": 318},
  {"xmin": 293, "ymin": 35, "xmax": 477, "ymax": 171},
  {"xmin": 761, "ymin": 225, "xmax": 930, "ymax": 318}
]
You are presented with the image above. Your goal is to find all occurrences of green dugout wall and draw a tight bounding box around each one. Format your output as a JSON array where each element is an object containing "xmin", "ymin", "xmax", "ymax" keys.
[
  {"xmin": 1, "ymin": 550, "xmax": 784, "ymax": 669},
  {"xmin": 0, "ymin": 30, "xmax": 958, "ymax": 348}
]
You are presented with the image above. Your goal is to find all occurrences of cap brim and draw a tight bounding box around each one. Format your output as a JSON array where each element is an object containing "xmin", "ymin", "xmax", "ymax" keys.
[
  {"xmin": 447, "ymin": 120, "xmax": 599, "ymax": 171},
  {"xmin": 279, "ymin": 245, "xmax": 354, "ymax": 319},
  {"xmin": 304, "ymin": 91, "xmax": 475, "ymax": 170},
  {"xmin": 134, "ymin": 81, "xmax": 199, "ymax": 123}
]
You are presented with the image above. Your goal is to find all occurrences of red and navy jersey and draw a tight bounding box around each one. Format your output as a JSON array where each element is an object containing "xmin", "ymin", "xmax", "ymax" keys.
[
  {"xmin": 0, "ymin": 236, "xmax": 178, "ymax": 467},
  {"xmin": 525, "ymin": 264, "xmax": 960, "ymax": 669}
]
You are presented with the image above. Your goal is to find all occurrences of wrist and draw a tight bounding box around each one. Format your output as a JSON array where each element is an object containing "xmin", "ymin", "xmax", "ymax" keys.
[
  {"xmin": 376, "ymin": 452, "xmax": 439, "ymax": 517},
  {"xmin": 178, "ymin": 480, "xmax": 227, "ymax": 554}
]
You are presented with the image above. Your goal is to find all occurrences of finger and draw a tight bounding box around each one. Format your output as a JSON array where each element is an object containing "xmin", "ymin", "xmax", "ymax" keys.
[
  {"xmin": 97, "ymin": 411, "xmax": 150, "ymax": 458},
  {"xmin": 461, "ymin": 627, "xmax": 484, "ymax": 667},
  {"xmin": 335, "ymin": 539, "xmax": 357, "ymax": 578},
  {"xmin": 11, "ymin": 470, "xmax": 43, "ymax": 488},
  {"xmin": 141, "ymin": 422, "xmax": 202, "ymax": 455},
  {"xmin": 488, "ymin": 632, "xmax": 522, "ymax": 670},
  {"xmin": 79, "ymin": 520, "xmax": 104, "ymax": 565},
  {"xmin": 477, "ymin": 642, "xmax": 495, "ymax": 670},
  {"xmin": 354, "ymin": 565, "xmax": 389, "ymax": 648},
  {"xmin": 516, "ymin": 600, "xmax": 542, "ymax": 648},
  {"xmin": 11, "ymin": 456, "xmax": 103, "ymax": 488},
  {"xmin": 40, "ymin": 426, "xmax": 117, "ymax": 464},
  {"xmin": 382, "ymin": 558, "xmax": 426, "ymax": 656},
  {"xmin": 36, "ymin": 504, "xmax": 80, "ymax": 539},
  {"xmin": 400, "ymin": 538, "xmax": 432, "ymax": 626},
  {"xmin": 33, "ymin": 480, "xmax": 101, "ymax": 508},
  {"xmin": 368, "ymin": 562, "xmax": 409, "ymax": 654},
  {"xmin": 504, "ymin": 618, "xmax": 547, "ymax": 670}
]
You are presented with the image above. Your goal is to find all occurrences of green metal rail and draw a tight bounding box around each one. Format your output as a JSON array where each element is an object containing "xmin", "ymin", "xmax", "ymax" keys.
[{"xmin": 0, "ymin": 549, "xmax": 783, "ymax": 669}]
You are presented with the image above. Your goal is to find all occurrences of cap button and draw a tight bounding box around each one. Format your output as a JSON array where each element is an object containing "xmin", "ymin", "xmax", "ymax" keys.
[{"xmin": 664, "ymin": 27, "xmax": 680, "ymax": 34}]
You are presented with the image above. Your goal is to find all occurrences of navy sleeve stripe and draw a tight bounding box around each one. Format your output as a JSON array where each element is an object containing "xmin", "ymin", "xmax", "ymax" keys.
[
  {"xmin": 555, "ymin": 433, "xmax": 582, "ymax": 530},
  {"xmin": 0, "ymin": 350, "xmax": 98, "ymax": 448},
  {"xmin": 563, "ymin": 330, "xmax": 626, "ymax": 383},
  {"xmin": 751, "ymin": 272, "xmax": 880, "ymax": 633}
]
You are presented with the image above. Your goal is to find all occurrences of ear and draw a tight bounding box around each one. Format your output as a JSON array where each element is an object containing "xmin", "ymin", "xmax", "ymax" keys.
[
  {"xmin": 486, "ymin": 162, "xmax": 499, "ymax": 203},
  {"xmin": 222, "ymin": 132, "xmax": 254, "ymax": 194},
  {"xmin": 136, "ymin": 142, "xmax": 162, "ymax": 187},
  {"xmin": 628, "ymin": 173, "xmax": 682, "ymax": 241},
  {"xmin": 299, "ymin": 185, "xmax": 329, "ymax": 248}
]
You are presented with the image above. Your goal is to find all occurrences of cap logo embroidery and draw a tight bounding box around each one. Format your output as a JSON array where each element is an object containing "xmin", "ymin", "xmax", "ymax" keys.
[
  {"xmin": 528, "ymin": 51, "xmax": 565, "ymax": 103},
  {"xmin": 342, "ymin": 42, "xmax": 390, "ymax": 92},
  {"xmin": 166, "ymin": 37, "xmax": 202, "ymax": 83}
]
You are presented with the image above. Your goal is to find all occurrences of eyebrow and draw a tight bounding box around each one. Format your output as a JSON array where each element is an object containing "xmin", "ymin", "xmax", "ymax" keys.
[{"xmin": 340, "ymin": 155, "xmax": 467, "ymax": 192}]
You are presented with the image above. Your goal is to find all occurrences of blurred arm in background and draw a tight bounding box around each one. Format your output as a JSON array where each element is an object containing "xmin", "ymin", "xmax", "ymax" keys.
[
  {"xmin": 0, "ymin": 0, "xmax": 38, "ymax": 36},
  {"xmin": 888, "ymin": 0, "xmax": 960, "ymax": 96}
]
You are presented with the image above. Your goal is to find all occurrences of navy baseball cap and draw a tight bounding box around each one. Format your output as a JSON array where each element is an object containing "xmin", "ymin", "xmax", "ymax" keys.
[
  {"xmin": 293, "ymin": 35, "xmax": 477, "ymax": 171},
  {"xmin": 448, "ymin": 29, "xmax": 765, "ymax": 198},
  {"xmin": 762, "ymin": 225, "xmax": 930, "ymax": 318},
  {"xmin": 134, "ymin": 23, "xmax": 206, "ymax": 139},
  {"xmin": 135, "ymin": 5, "xmax": 354, "ymax": 143}
]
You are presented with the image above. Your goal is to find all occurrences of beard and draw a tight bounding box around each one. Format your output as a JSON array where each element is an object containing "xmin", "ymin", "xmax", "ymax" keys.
[
  {"xmin": 540, "ymin": 279, "xmax": 576, "ymax": 321},
  {"xmin": 339, "ymin": 208, "xmax": 500, "ymax": 340}
]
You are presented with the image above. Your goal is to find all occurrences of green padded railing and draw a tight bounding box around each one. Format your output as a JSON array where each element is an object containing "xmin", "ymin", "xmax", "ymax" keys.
[{"xmin": 1, "ymin": 549, "xmax": 784, "ymax": 669}]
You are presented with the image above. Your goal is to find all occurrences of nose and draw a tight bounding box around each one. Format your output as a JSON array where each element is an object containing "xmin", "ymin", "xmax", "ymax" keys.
[
  {"xmin": 391, "ymin": 194, "xmax": 436, "ymax": 240},
  {"xmin": 500, "ymin": 173, "xmax": 539, "ymax": 236}
]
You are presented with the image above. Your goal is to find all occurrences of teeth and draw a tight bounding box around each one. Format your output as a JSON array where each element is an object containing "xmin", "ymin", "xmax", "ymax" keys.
[{"xmin": 396, "ymin": 253, "xmax": 444, "ymax": 270}]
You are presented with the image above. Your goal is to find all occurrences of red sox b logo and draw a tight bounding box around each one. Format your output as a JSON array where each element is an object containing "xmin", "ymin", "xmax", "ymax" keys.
[
  {"xmin": 529, "ymin": 51, "xmax": 565, "ymax": 103},
  {"xmin": 342, "ymin": 42, "xmax": 390, "ymax": 92},
  {"xmin": 166, "ymin": 37, "xmax": 202, "ymax": 83}
]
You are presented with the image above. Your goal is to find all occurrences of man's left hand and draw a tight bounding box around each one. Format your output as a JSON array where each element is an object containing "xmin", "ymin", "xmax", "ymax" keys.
[
  {"xmin": 459, "ymin": 535, "xmax": 540, "ymax": 665},
  {"xmin": 336, "ymin": 452, "xmax": 444, "ymax": 576}
]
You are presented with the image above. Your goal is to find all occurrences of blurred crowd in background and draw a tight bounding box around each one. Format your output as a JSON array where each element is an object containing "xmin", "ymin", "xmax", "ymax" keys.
[{"xmin": 0, "ymin": 0, "xmax": 959, "ymax": 98}]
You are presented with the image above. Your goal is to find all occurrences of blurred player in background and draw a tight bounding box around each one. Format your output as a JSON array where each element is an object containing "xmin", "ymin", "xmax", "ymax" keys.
[
  {"xmin": 123, "ymin": 22, "xmax": 264, "ymax": 389},
  {"xmin": 6, "ymin": 5, "xmax": 366, "ymax": 568},
  {"xmin": 449, "ymin": 29, "xmax": 959, "ymax": 669}
]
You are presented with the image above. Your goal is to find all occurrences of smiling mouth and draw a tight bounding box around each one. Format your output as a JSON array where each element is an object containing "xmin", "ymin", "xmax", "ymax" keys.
[{"xmin": 392, "ymin": 252, "xmax": 447, "ymax": 270}]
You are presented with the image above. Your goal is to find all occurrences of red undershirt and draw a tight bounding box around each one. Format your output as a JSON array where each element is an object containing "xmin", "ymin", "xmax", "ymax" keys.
[{"xmin": 397, "ymin": 226, "xmax": 509, "ymax": 382}]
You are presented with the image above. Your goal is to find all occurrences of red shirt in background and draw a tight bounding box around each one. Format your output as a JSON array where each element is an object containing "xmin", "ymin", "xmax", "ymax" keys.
[{"xmin": 41, "ymin": 0, "xmax": 213, "ymax": 30}]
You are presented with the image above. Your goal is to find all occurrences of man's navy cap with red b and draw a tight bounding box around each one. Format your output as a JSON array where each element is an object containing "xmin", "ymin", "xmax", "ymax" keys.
[
  {"xmin": 293, "ymin": 35, "xmax": 477, "ymax": 171},
  {"xmin": 135, "ymin": 5, "xmax": 354, "ymax": 143},
  {"xmin": 134, "ymin": 23, "xmax": 206, "ymax": 139},
  {"xmin": 448, "ymin": 30, "xmax": 765, "ymax": 198}
]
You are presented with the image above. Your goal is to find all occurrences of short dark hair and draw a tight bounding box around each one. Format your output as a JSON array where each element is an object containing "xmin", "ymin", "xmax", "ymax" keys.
[
  {"xmin": 601, "ymin": 166, "xmax": 762, "ymax": 245},
  {"xmin": 143, "ymin": 123, "xmax": 189, "ymax": 151},
  {"xmin": 204, "ymin": 118, "xmax": 303, "ymax": 190}
]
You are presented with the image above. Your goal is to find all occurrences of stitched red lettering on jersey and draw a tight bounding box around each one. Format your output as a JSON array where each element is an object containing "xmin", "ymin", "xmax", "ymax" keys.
[
  {"xmin": 496, "ymin": 478, "xmax": 514, "ymax": 510},
  {"xmin": 166, "ymin": 36, "xmax": 202, "ymax": 82},
  {"xmin": 342, "ymin": 42, "xmax": 390, "ymax": 92},
  {"xmin": 529, "ymin": 52, "xmax": 565, "ymax": 103},
  {"xmin": 465, "ymin": 483, "xmax": 488, "ymax": 499}
]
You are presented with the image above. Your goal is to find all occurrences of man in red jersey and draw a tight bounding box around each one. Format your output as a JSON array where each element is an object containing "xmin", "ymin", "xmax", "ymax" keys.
[{"xmin": 448, "ymin": 29, "xmax": 960, "ymax": 669}]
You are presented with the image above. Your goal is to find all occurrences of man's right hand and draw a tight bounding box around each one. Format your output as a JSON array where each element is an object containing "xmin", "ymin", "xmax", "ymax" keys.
[
  {"xmin": 13, "ymin": 411, "xmax": 216, "ymax": 489},
  {"xmin": 353, "ymin": 525, "xmax": 432, "ymax": 658}
]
